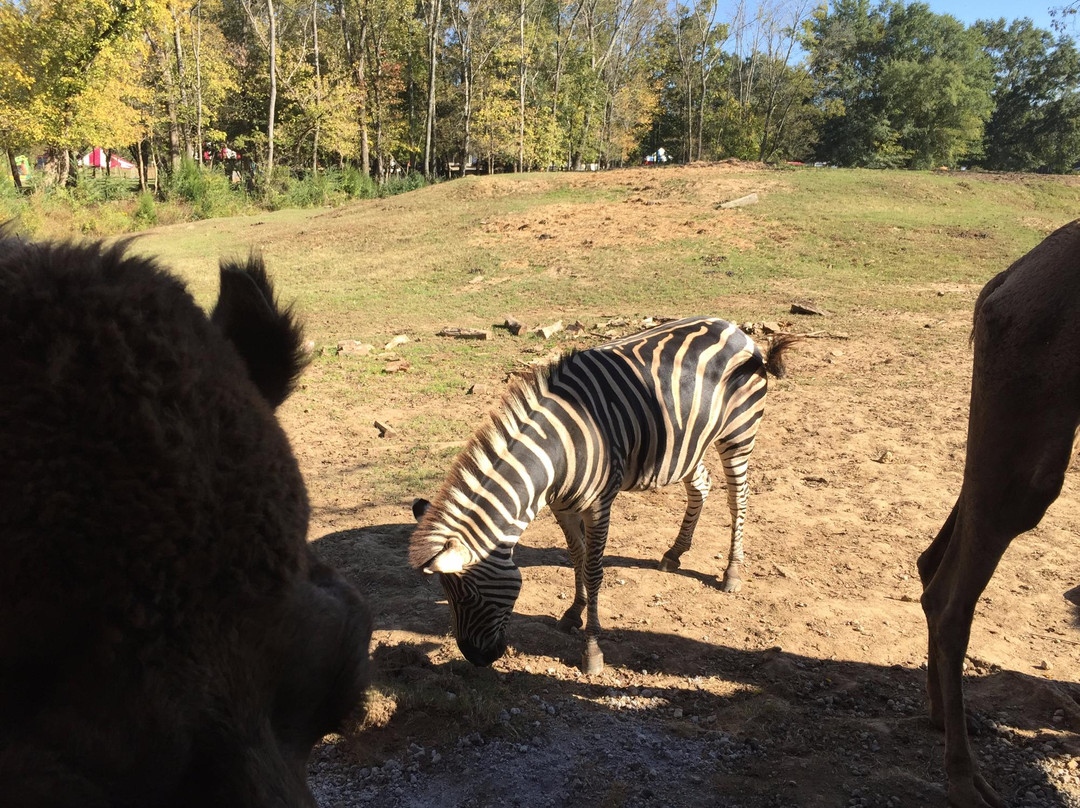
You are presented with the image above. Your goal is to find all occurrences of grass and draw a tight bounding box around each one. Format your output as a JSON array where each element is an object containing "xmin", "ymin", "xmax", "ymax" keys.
[{"xmin": 107, "ymin": 164, "xmax": 1080, "ymax": 501}]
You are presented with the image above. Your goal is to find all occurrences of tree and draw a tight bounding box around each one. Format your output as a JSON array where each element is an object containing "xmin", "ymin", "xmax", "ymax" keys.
[
  {"xmin": 803, "ymin": 0, "xmax": 991, "ymax": 168},
  {"xmin": 0, "ymin": 0, "xmax": 148, "ymax": 187},
  {"xmin": 978, "ymin": 17, "xmax": 1080, "ymax": 172}
]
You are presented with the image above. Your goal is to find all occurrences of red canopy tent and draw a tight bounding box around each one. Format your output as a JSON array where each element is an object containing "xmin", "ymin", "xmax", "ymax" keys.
[{"xmin": 79, "ymin": 148, "xmax": 135, "ymax": 170}]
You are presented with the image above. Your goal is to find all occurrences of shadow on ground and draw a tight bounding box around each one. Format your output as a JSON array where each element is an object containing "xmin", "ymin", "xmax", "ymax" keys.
[{"xmin": 310, "ymin": 524, "xmax": 1080, "ymax": 808}]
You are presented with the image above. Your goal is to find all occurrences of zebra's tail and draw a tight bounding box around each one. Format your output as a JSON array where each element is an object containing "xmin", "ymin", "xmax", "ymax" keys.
[{"xmin": 764, "ymin": 334, "xmax": 800, "ymax": 379}]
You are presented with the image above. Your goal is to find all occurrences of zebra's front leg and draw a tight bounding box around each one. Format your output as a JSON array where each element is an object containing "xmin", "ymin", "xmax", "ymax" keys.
[
  {"xmin": 719, "ymin": 452, "xmax": 750, "ymax": 593},
  {"xmin": 553, "ymin": 511, "xmax": 587, "ymax": 633},
  {"xmin": 580, "ymin": 500, "xmax": 615, "ymax": 675},
  {"xmin": 659, "ymin": 462, "xmax": 711, "ymax": 572}
]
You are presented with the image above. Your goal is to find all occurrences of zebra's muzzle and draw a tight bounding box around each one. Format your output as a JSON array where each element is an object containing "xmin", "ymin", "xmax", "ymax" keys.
[{"xmin": 458, "ymin": 636, "xmax": 507, "ymax": 667}]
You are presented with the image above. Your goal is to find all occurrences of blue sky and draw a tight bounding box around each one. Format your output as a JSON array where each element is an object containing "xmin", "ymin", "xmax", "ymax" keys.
[{"xmin": 928, "ymin": 0, "xmax": 1060, "ymax": 32}]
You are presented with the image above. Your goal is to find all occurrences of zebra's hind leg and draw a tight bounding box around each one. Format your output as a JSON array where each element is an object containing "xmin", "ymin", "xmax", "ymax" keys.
[
  {"xmin": 659, "ymin": 461, "xmax": 711, "ymax": 572},
  {"xmin": 580, "ymin": 498, "xmax": 616, "ymax": 675},
  {"xmin": 718, "ymin": 450, "xmax": 751, "ymax": 593},
  {"xmin": 554, "ymin": 510, "xmax": 587, "ymax": 633}
]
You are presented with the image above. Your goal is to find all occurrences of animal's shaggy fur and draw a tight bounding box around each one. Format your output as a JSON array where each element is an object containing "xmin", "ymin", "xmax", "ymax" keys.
[{"xmin": 0, "ymin": 237, "xmax": 371, "ymax": 807}]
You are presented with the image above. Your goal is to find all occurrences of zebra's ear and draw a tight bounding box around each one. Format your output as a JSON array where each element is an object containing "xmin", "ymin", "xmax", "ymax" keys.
[
  {"xmin": 422, "ymin": 538, "xmax": 469, "ymax": 575},
  {"xmin": 412, "ymin": 498, "xmax": 431, "ymax": 522}
]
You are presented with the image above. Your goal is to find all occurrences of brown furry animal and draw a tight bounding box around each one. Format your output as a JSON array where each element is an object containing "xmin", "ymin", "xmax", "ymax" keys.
[
  {"xmin": 919, "ymin": 219, "xmax": 1080, "ymax": 808},
  {"xmin": 0, "ymin": 238, "xmax": 372, "ymax": 807}
]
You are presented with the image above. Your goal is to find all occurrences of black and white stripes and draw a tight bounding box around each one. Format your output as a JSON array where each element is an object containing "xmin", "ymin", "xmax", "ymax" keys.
[{"xmin": 410, "ymin": 316, "xmax": 794, "ymax": 673}]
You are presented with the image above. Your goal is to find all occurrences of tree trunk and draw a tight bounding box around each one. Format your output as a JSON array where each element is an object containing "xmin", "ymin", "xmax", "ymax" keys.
[
  {"xmin": 6, "ymin": 148, "xmax": 22, "ymax": 191},
  {"xmin": 64, "ymin": 149, "xmax": 77, "ymax": 187},
  {"xmin": 313, "ymin": 0, "xmax": 321, "ymax": 173},
  {"xmin": 685, "ymin": 76, "xmax": 693, "ymax": 162},
  {"xmin": 461, "ymin": 56, "xmax": 472, "ymax": 178},
  {"xmin": 266, "ymin": 0, "xmax": 278, "ymax": 184},
  {"xmin": 193, "ymin": 1, "xmax": 204, "ymax": 164},
  {"xmin": 517, "ymin": 0, "xmax": 525, "ymax": 172},
  {"xmin": 369, "ymin": 24, "xmax": 384, "ymax": 181},
  {"xmin": 698, "ymin": 73, "xmax": 707, "ymax": 160},
  {"xmin": 171, "ymin": 8, "xmax": 191, "ymax": 158},
  {"xmin": 423, "ymin": 0, "xmax": 441, "ymax": 176},
  {"xmin": 151, "ymin": 35, "xmax": 182, "ymax": 172},
  {"xmin": 335, "ymin": 0, "xmax": 370, "ymax": 175},
  {"xmin": 134, "ymin": 141, "xmax": 147, "ymax": 193}
]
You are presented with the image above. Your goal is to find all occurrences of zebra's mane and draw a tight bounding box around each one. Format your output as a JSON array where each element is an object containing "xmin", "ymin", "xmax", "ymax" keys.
[{"xmin": 408, "ymin": 353, "xmax": 578, "ymax": 568}]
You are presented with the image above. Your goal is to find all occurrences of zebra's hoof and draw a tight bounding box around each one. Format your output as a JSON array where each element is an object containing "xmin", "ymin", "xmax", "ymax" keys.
[
  {"xmin": 658, "ymin": 555, "xmax": 681, "ymax": 572},
  {"xmin": 556, "ymin": 613, "xmax": 582, "ymax": 633},
  {"xmin": 581, "ymin": 648, "xmax": 604, "ymax": 675},
  {"xmin": 720, "ymin": 574, "xmax": 742, "ymax": 593}
]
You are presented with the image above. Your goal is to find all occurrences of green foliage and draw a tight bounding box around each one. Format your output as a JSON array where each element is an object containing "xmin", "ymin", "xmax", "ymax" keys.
[
  {"xmin": 338, "ymin": 165, "xmax": 378, "ymax": 198},
  {"xmin": 804, "ymin": 0, "xmax": 993, "ymax": 168},
  {"xmin": 133, "ymin": 192, "xmax": 157, "ymax": 228},
  {"xmin": 281, "ymin": 172, "xmax": 334, "ymax": 208},
  {"xmin": 71, "ymin": 172, "xmax": 138, "ymax": 203},
  {"xmin": 379, "ymin": 172, "xmax": 428, "ymax": 197},
  {"xmin": 978, "ymin": 18, "xmax": 1080, "ymax": 172},
  {"xmin": 165, "ymin": 158, "xmax": 241, "ymax": 219}
]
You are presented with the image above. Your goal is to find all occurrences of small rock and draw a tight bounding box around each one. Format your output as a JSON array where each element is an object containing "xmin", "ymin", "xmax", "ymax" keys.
[
  {"xmin": 790, "ymin": 300, "xmax": 831, "ymax": 317},
  {"xmin": 383, "ymin": 359, "xmax": 410, "ymax": 373},
  {"xmin": 374, "ymin": 420, "xmax": 397, "ymax": 438},
  {"xmin": 1036, "ymin": 659, "xmax": 1052, "ymax": 671},
  {"xmin": 384, "ymin": 334, "xmax": 410, "ymax": 350},
  {"xmin": 535, "ymin": 320, "xmax": 564, "ymax": 340},
  {"xmin": 337, "ymin": 340, "xmax": 374, "ymax": 357},
  {"xmin": 718, "ymin": 192, "xmax": 759, "ymax": 209}
]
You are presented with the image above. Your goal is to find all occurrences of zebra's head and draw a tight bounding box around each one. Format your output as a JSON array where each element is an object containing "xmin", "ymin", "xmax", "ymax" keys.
[{"xmin": 410, "ymin": 498, "xmax": 521, "ymax": 666}]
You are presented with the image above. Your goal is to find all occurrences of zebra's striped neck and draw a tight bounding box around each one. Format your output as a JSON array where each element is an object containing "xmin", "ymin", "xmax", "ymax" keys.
[{"xmin": 409, "ymin": 367, "xmax": 569, "ymax": 568}]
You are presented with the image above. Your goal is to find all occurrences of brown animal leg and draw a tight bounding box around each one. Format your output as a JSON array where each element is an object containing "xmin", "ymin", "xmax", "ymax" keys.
[
  {"xmin": 921, "ymin": 503, "xmax": 1012, "ymax": 808},
  {"xmin": 922, "ymin": 368, "xmax": 1079, "ymax": 807},
  {"xmin": 917, "ymin": 502, "xmax": 958, "ymax": 727}
]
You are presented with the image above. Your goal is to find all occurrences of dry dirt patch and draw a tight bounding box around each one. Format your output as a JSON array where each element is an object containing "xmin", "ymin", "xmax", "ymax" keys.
[
  {"xmin": 213, "ymin": 165, "xmax": 1080, "ymax": 807},
  {"xmin": 298, "ymin": 316, "xmax": 1080, "ymax": 808}
]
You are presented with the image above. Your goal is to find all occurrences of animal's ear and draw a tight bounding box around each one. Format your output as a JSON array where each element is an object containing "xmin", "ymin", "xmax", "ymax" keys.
[
  {"xmin": 411, "ymin": 498, "xmax": 431, "ymax": 522},
  {"xmin": 211, "ymin": 255, "xmax": 307, "ymax": 409},
  {"xmin": 422, "ymin": 537, "xmax": 469, "ymax": 575}
]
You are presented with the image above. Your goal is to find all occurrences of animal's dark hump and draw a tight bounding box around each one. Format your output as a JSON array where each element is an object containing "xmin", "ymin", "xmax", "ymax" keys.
[{"xmin": 211, "ymin": 255, "xmax": 307, "ymax": 409}]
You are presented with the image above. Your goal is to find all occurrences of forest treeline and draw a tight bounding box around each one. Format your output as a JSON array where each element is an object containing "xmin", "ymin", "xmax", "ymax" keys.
[{"xmin": 1, "ymin": 0, "xmax": 1079, "ymax": 194}]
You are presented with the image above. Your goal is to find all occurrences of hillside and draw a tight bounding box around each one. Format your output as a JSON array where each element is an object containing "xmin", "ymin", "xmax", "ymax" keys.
[{"xmin": 135, "ymin": 164, "xmax": 1080, "ymax": 807}]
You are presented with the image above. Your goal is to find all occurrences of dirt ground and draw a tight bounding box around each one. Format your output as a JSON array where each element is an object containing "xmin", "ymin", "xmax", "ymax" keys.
[{"xmin": 260, "ymin": 167, "xmax": 1080, "ymax": 807}]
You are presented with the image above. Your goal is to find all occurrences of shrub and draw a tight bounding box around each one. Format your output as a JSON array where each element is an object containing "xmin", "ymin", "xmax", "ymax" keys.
[
  {"xmin": 281, "ymin": 172, "xmax": 334, "ymax": 208},
  {"xmin": 165, "ymin": 158, "xmax": 241, "ymax": 219},
  {"xmin": 338, "ymin": 166, "xmax": 378, "ymax": 199},
  {"xmin": 133, "ymin": 193, "xmax": 158, "ymax": 228},
  {"xmin": 379, "ymin": 172, "xmax": 427, "ymax": 198}
]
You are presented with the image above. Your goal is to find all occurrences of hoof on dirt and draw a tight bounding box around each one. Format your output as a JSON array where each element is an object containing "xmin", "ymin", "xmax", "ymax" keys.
[
  {"xmin": 948, "ymin": 772, "xmax": 1006, "ymax": 808},
  {"xmin": 658, "ymin": 555, "xmax": 681, "ymax": 572},
  {"xmin": 556, "ymin": 613, "xmax": 582, "ymax": 633},
  {"xmin": 581, "ymin": 648, "xmax": 604, "ymax": 675},
  {"xmin": 720, "ymin": 574, "xmax": 742, "ymax": 593}
]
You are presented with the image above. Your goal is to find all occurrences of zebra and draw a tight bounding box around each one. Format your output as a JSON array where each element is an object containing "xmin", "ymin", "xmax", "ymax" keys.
[{"xmin": 410, "ymin": 316, "xmax": 795, "ymax": 674}]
